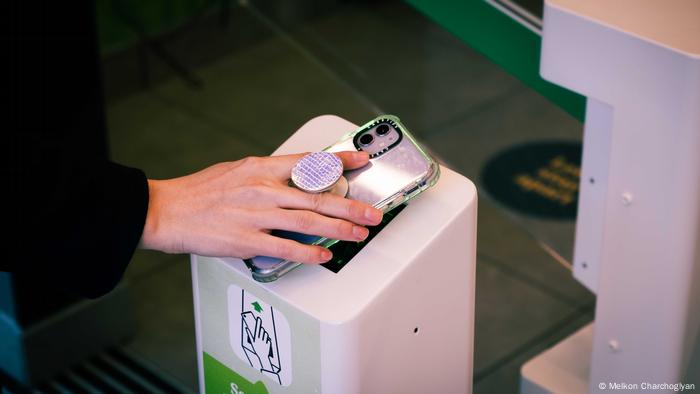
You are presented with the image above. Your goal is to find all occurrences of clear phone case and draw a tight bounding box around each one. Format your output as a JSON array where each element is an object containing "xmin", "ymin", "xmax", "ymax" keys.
[{"xmin": 245, "ymin": 115, "xmax": 440, "ymax": 281}]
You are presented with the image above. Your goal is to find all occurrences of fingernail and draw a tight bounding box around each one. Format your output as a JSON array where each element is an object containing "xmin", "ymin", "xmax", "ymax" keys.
[
  {"xmin": 321, "ymin": 249, "xmax": 333, "ymax": 261},
  {"xmin": 365, "ymin": 207, "xmax": 382, "ymax": 223},
  {"xmin": 353, "ymin": 226, "xmax": 369, "ymax": 240}
]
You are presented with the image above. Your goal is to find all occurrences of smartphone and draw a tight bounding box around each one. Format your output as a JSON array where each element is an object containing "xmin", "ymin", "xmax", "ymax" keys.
[{"xmin": 244, "ymin": 115, "xmax": 440, "ymax": 282}]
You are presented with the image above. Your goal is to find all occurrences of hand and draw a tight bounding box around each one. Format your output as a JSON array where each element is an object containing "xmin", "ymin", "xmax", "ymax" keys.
[
  {"xmin": 241, "ymin": 312, "xmax": 276, "ymax": 373},
  {"xmin": 139, "ymin": 151, "xmax": 382, "ymax": 263}
]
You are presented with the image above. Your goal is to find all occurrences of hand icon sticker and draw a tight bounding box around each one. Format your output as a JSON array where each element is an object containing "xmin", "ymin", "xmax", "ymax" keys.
[
  {"xmin": 228, "ymin": 285, "xmax": 292, "ymax": 386},
  {"xmin": 242, "ymin": 312, "xmax": 280, "ymax": 378}
]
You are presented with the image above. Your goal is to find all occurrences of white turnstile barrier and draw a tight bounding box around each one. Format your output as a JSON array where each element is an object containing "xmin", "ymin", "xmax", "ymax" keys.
[
  {"xmin": 522, "ymin": 1, "xmax": 700, "ymax": 392},
  {"xmin": 192, "ymin": 115, "xmax": 477, "ymax": 393}
]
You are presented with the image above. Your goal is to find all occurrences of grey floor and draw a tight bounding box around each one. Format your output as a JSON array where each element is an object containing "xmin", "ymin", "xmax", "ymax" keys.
[{"xmin": 104, "ymin": 1, "xmax": 594, "ymax": 392}]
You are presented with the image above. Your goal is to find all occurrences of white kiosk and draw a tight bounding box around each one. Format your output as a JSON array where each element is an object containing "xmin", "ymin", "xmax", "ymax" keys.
[
  {"xmin": 522, "ymin": 1, "xmax": 700, "ymax": 392},
  {"xmin": 191, "ymin": 115, "xmax": 477, "ymax": 393}
]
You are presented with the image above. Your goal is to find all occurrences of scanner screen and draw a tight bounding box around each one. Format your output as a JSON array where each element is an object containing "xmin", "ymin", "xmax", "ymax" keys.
[{"xmin": 321, "ymin": 203, "xmax": 407, "ymax": 273}]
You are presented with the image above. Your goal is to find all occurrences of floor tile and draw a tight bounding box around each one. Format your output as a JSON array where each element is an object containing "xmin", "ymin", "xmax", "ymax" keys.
[
  {"xmin": 474, "ymin": 312, "xmax": 594, "ymax": 394},
  {"xmin": 280, "ymin": 0, "xmax": 525, "ymax": 134},
  {"xmin": 478, "ymin": 198, "xmax": 594, "ymax": 308},
  {"xmin": 123, "ymin": 255, "xmax": 197, "ymax": 390},
  {"xmin": 424, "ymin": 87, "xmax": 582, "ymax": 182},
  {"xmin": 107, "ymin": 90, "xmax": 265, "ymax": 180},
  {"xmin": 149, "ymin": 34, "xmax": 376, "ymax": 154},
  {"xmin": 423, "ymin": 87, "xmax": 583, "ymax": 260},
  {"xmin": 101, "ymin": 4, "xmax": 276, "ymax": 101},
  {"xmin": 473, "ymin": 259, "xmax": 580, "ymax": 376}
]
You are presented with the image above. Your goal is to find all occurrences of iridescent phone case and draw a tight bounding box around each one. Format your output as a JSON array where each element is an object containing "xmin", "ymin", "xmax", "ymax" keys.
[{"xmin": 245, "ymin": 115, "xmax": 440, "ymax": 282}]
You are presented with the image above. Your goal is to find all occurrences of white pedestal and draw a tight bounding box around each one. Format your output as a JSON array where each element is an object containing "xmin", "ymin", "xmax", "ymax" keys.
[
  {"xmin": 523, "ymin": 1, "xmax": 700, "ymax": 392},
  {"xmin": 192, "ymin": 115, "xmax": 478, "ymax": 393},
  {"xmin": 521, "ymin": 324, "xmax": 593, "ymax": 394}
]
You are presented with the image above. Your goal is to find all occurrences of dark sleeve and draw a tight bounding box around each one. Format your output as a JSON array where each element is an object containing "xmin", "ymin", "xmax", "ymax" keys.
[
  {"xmin": 14, "ymin": 157, "xmax": 149, "ymax": 299},
  {"xmin": 5, "ymin": 2, "xmax": 149, "ymax": 298}
]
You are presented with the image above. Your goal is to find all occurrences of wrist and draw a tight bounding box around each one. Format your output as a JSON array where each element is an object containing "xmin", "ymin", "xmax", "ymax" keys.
[{"xmin": 140, "ymin": 179, "xmax": 164, "ymax": 251}]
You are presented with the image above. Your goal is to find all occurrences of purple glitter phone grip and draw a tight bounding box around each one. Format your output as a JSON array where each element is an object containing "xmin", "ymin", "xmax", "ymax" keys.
[{"xmin": 290, "ymin": 152, "xmax": 344, "ymax": 193}]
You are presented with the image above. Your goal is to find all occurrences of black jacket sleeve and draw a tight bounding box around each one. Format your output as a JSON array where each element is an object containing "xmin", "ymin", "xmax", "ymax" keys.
[{"xmin": 6, "ymin": 2, "xmax": 148, "ymax": 298}]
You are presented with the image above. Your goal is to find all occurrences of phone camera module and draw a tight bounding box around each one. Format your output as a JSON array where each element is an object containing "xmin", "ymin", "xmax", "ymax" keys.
[
  {"xmin": 376, "ymin": 124, "xmax": 390, "ymax": 136},
  {"xmin": 359, "ymin": 133, "xmax": 374, "ymax": 147}
]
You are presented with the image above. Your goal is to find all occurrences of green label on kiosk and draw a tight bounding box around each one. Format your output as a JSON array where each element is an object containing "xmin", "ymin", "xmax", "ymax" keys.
[
  {"xmin": 196, "ymin": 256, "xmax": 322, "ymax": 392},
  {"xmin": 203, "ymin": 352, "xmax": 269, "ymax": 394}
]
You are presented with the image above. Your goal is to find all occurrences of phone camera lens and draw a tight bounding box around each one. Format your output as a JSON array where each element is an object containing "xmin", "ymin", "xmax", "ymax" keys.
[
  {"xmin": 359, "ymin": 133, "xmax": 374, "ymax": 146},
  {"xmin": 376, "ymin": 124, "xmax": 390, "ymax": 136}
]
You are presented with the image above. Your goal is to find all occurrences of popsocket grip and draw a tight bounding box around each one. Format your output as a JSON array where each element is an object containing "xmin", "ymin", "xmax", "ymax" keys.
[{"xmin": 291, "ymin": 152, "xmax": 344, "ymax": 193}]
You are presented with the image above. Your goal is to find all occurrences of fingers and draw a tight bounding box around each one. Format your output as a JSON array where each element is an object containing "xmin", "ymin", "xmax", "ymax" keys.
[
  {"xmin": 253, "ymin": 233, "xmax": 333, "ymax": 264},
  {"xmin": 255, "ymin": 317, "xmax": 263, "ymax": 339},
  {"xmin": 335, "ymin": 151, "xmax": 370, "ymax": 170},
  {"xmin": 253, "ymin": 209, "xmax": 370, "ymax": 242},
  {"xmin": 275, "ymin": 187, "xmax": 383, "ymax": 226},
  {"xmin": 261, "ymin": 151, "xmax": 369, "ymax": 181},
  {"xmin": 261, "ymin": 152, "xmax": 309, "ymax": 180},
  {"xmin": 245, "ymin": 327, "xmax": 254, "ymax": 344}
]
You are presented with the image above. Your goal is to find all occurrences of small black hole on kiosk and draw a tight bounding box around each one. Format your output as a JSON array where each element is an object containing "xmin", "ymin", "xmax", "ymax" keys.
[
  {"xmin": 321, "ymin": 203, "xmax": 407, "ymax": 273},
  {"xmin": 413, "ymin": 327, "xmax": 419, "ymax": 334}
]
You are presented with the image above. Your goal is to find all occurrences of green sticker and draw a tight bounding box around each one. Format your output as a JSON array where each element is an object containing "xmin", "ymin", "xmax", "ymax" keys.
[{"xmin": 203, "ymin": 352, "xmax": 269, "ymax": 394}]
